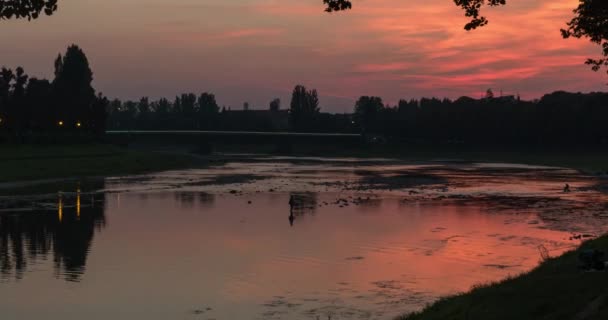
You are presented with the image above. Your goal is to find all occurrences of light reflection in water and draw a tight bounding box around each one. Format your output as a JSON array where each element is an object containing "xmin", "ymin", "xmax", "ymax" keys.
[
  {"xmin": 4, "ymin": 191, "xmax": 581, "ymax": 320},
  {"xmin": 76, "ymin": 188, "xmax": 81, "ymax": 218},
  {"xmin": 1, "ymin": 167, "xmax": 606, "ymax": 320},
  {"xmin": 57, "ymin": 194, "xmax": 63, "ymax": 222},
  {"xmin": 1, "ymin": 184, "xmax": 106, "ymax": 283}
]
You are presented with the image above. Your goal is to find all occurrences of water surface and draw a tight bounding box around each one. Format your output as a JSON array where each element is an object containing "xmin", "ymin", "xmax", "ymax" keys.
[{"xmin": 1, "ymin": 158, "xmax": 607, "ymax": 319}]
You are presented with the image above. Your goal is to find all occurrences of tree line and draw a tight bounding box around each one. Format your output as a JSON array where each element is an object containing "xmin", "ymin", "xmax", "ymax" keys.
[
  {"xmin": 0, "ymin": 44, "xmax": 107, "ymax": 140},
  {"xmin": 353, "ymin": 91, "xmax": 608, "ymax": 146},
  {"xmin": 108, "ymin": 85, "xmax": 608, "ymax": 146},
  {"xmin": 106, "ymin": 84, "xmax": 352, "ymax": 133},
  {"xmin": 2, "ymin": 44, "xmax": 608, "ymax": 146}
]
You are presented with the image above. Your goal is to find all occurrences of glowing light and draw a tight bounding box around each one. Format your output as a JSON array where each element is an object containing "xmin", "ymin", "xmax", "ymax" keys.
[
  {"xmin": 76, "ymin": 122, "xmax": 82, "ymax": 128},
  {"xmin": 76, "ymin": 188, "xmax": 81, "ymax": 218},
  {"xmin": 58, "ymin": 120, "xmax": 64, "ymax": 126},
  {"xmin": 58, "ymin": 196, "xmax": 63, "ymax": 222}
]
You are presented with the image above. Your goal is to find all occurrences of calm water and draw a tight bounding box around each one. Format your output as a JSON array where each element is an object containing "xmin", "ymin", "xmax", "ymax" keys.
[{"xmin": 1, "ymin": 159, "xmax": 607, "ymax": 319}]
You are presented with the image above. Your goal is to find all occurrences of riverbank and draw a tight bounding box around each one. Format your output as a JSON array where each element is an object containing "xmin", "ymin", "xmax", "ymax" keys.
[
  {"xmin": 0, "ymin": 144, "xmax": 204, "ymax": 183},
  {"xmin": 3, "ymin": 143, "xmax": 608, "ymax": 183},
  {"xmin": 399, "ymin": 235, "xmax": 608, "ymax": 320},
  {"xmin": 211, "ymin": 143, "xmax": 608, "ymax": 174}
]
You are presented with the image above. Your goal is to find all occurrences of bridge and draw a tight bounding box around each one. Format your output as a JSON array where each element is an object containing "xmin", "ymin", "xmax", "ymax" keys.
[
  {"xmin": 105, "ymin": 130, "xmax": 363, "ymax": 151},
  {"xmin": 106, "ymin": 130, "xmax": 360, "ymax": 138}
]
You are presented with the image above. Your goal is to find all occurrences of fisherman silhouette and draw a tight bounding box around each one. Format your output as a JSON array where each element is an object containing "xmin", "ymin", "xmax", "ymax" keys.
[
  {"xmin": 564, "ymin": 183, "xmax": 571, "ymax": 193},
  {"xmin": 289, "ymin": 195, "xmax": 296, "ymax": 227},
  {"xmin": 289, "ymin": 195, "xmax": 295, "ymax": 210}
]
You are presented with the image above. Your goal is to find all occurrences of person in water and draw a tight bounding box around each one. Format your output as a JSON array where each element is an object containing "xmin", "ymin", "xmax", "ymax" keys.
[
  {"xmin": 289, "ymin": 195, "xmax": 295, "ymax": 226},
  {"xmin": 563, "ymin": 183, "xmax": 571, "ymax": 193},
  {"xmin": 289, "ymin": 195, "xmax": 295, "ymax": 210}
]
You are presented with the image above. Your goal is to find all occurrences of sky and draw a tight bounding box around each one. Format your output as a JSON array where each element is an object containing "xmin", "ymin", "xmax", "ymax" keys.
[{"xmin": 1, "ymin": 0, "xmax": 606, "ymax": 112}]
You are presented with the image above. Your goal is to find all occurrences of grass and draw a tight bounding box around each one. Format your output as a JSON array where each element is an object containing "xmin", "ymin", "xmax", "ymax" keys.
[
  {"xmin": 0, "ymin": 144, "xmax": 204, "ymax": 183},
  {"xmin": 399, "ymin": 235, "xmax": 608, "ymax": 320}
]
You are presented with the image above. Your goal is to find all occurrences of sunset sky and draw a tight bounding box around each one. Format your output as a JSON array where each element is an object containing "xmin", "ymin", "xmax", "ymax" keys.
[{"xmin": 1, "ymin": 0, "xmax": 605, "ymax": 112}]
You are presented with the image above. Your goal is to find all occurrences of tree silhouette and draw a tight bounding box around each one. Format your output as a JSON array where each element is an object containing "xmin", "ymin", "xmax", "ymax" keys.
[
  {"xmin": 325, "ymin": 0, "xmax": 507, "ymax": 30},
  {"xmin": 0, "ymin": 191, "xmax": 106, "ymax": 282},
  {"xmin": 0, "ymin": 0, "xmax": 57, "ymax": 20},
  {"xmin": 0, "ymin": 45, "xmax": 107, "ymax": 137},
  {"xmin": 3, "ymin": 1, "xmax": 607, "ymax": 74},
  {"xmin": 269, "ymin": 98, "xmax": 281, "ymax": 112},
  {"xmin": 52, "ymin": 45, "xmax": 95, "ymax": 130},
  {"xmin": 197, "ymin": 92, "xmax": 219, "ymax": 129},
  {"xmin": 486, "ymin": 88, "xmax": 495, "ymax": 99},
  {"xmin": 354, "ymin": 96, "xmax": 384, "ymax": 133},
  {"xmin": 327, "ymin": 0, "xmax": 607, "ymax": 74},
  {"xmin": 562, "ymin": 0, "xmax": 608, "ymax": 73},
  {"xmin": 289, "ymin": 85, "xmax": 320, "ymax": 132}
]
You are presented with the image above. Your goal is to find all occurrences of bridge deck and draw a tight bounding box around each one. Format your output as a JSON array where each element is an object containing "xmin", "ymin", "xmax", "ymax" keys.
[{"xmin": 106, "ymin": 130, "xmax": 361, "ymax": 138}]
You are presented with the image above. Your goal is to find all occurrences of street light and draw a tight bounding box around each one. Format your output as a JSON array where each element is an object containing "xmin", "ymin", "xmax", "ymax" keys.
[
  {"xmin": 58, "ymin": 120, "xmax": 64, "ymax": 126},
  {"xmin": 76, "ymin": 121, "xmax": 82, "ymax": 128}
]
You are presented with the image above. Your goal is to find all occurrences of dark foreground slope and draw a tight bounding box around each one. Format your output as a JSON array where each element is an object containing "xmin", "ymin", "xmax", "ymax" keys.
[{"xmin": 400, "ymin": 235, "xmax": 608, "ymax": 320}]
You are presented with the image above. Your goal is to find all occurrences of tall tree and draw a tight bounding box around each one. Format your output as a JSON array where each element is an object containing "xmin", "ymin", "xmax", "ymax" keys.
[
  {"xmin": 486, "ymin": 88, "xmax": 495, "ymax": 99},
  {"xmin": 0, "ymin": 68, "xmax": 14, "ymax": 130},
  {"xmin": 9, "ymin": 67, "xmax": 28, "ymax": 132},
  {"xmin": 198, "ymin": 93, "xmax": 219, "ymax": 114},
  {"xmin": 52, "ymin": 45, "xmax": 95, "ymax": 129},
  {"xmin": 25, "ymin": 77, "xmax": 52, "ymax": 130},
  {"xmin": 197, "ymin": 92, "xmax": 219, "ymax": 129},
  {"xmin": 269, "ymin": 98, "xmax": 281, "ymax": 112},
  {"xmin": 90, "ymin": 93, "xmax": 108, "ymax": 135},
  {"xmin": 289, "ymin": 85, "xmax": 320, "ymax": 132},
  {"xmin": 180, "ymin": 93, "xmax": 197, "ymax": 116},
  {"xmin": 354, "ymin": 96, "xmax": 384, "ymax": 133}
]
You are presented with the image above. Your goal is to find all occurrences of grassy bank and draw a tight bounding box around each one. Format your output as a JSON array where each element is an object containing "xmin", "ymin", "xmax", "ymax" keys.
[
  {"xmin": 0, "ymin": 144, "xmax": 203, "ymax": 183},
  {"xmin": 400, "ymin": 235, "xmax": 608, "ymax": 320}
]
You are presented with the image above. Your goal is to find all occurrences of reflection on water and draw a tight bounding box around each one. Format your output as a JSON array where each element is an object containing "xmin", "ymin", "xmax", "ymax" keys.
[
  {"xmin": 0, "ymin": 186, "xmax": 106, "ymax": 282},
  {"xmin": 1, "ymin": 160, "xmax": 608, "ymax": 320},
  {"xmin": 174, "ymin": 191, "xmax": 216, "ymax": 208},
  {"xmin": 289, "ymin": 192, "xmax": 317, "ymax": 226}
]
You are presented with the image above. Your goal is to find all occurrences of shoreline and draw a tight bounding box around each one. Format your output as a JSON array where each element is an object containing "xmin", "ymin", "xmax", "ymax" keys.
[{"xmin": 399, "ymin": 234, "xmax": 608, "ymax": 320}]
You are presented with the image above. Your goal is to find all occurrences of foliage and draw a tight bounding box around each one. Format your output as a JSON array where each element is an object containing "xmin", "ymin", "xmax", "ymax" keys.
[
  {"xmin": 354, "ymin": 96, "xmax": 384, "ymax": 133},
  {"xmin": 325, "ymin": 0, "xmax": 507, "ymax": 30},
  {"xmin": 561, "ymin": 0, "xmax": 608, "ymax": 73},
  {"xmin": 328, "ymin": 0, "xmax": 607, "ymax": 73},
  {"xmin": 3, "ymin": 1, "xmax": 607, "ymax": 74},
  {"xmin": 0, "ymin": 44, "xmax": 107, "ymax": 137},
  {"xmin": 269, "ymin": 98, "xmax": 281, "ymax": 112},
  {"xmin": 357, "ymin": 92, "xmax": 608, "ymax": 146},
  {"xmin": 104, "ymin": 89, "xmax": 608, "ymax": 147},
  {"xmin": 289, "ymin": 85, "xmax": 320, "ymax": 132},
  {"xmin": 0, "ymin": 0, "xmax": 57, "ymax": 20}
]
